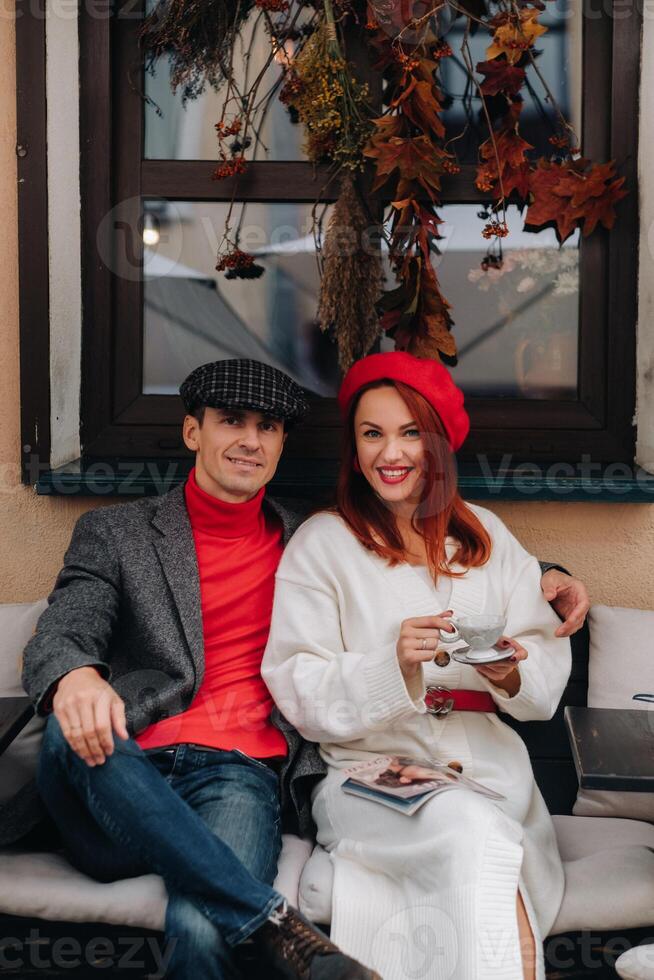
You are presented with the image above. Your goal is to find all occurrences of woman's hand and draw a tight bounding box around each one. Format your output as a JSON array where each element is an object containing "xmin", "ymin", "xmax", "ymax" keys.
[
  {"xmin": 474, "ymin": 636, "xmax": 527, "ymax": 697},
  {"xmin": 396, "ymin": 612, "xmax": 455, "ymax": 682}
]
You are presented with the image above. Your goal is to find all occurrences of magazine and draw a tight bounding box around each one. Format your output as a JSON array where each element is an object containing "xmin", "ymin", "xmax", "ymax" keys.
[{"xmin": 341, "ymin": 755, "xmax": 506, "ymax": 815}]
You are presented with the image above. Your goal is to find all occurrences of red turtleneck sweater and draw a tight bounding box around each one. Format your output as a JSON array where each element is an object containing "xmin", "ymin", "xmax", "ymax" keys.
[{"xmin": 136, "ymin": 468, "xmax": 287, "ymax": 758}]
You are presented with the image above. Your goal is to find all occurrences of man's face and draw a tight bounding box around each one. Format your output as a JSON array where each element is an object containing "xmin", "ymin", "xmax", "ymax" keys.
[{"xmin": 183, "ymin": 407, "xmax": 287, "ymax": 503}]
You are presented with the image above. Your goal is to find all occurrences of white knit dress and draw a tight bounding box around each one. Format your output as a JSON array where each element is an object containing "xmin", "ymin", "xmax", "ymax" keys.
[{"xmin": 262, "ymin": 504, "xmax": 572, "ymax": 980}]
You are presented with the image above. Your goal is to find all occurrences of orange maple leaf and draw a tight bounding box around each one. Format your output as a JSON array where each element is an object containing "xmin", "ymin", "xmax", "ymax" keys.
[
  {"xmin": 381, "ymin": 258, "xmax": 457, "ymax": 362},
  {"xmin": 364, "ymin": 114, "xmax": 404, "ymax": 150},
  {"xmin": 366, "ymin": 135, "xmax": 445, "ymax": 200},
  {"xmin": 476, "ymin": 59, "xmax": 526, "ymax": 96},
  {"xmin": 393, "ymin": 264, "xmax": 457, "ymax": 361},
  {"xmin": 478, "ymin": 122, "xmax": 533, "ymax": 200},
  {"xmin": 568, "ymin": 174, "xmax": 628, "ymax": 236},
  {"xmin": 553, "ymin": 160, "xmax": 620, "ymax": 207},
  {"xmin": 525, "ymin": 158, "xmax": 628, "ymax": 242},
  {"xmin": 487, "ymin": 12, "xmax": 548, "ymax": 65},
  {"xmin": 524, "ymin": 160, "xmax": 578, "ymax": 242},
  {"xmin": 400, "ymin": 79, "xmax": 446, "ymax": 140}
]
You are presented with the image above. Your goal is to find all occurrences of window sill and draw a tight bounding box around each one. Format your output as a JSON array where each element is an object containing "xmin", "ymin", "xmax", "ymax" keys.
[{"xmin": 32, "ymin": 459, "xmax": 654, "ymax": 502}]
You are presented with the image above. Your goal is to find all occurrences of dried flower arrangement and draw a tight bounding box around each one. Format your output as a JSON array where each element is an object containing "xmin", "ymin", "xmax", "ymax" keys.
[
  {"xmin": 279, "ymin": 6, "xmax": 371, "ymax": 170},
  {"xmin": 140, "ymin": 0, "xmax": 627, "ymax": 368},
  {"xmin": 317, "ymin": 175, "xmax": 384, "ymax": 369}
]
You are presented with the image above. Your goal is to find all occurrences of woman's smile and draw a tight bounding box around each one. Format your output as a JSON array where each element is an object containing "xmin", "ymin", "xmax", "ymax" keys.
[{"xmin": 376, "ymin": 466, "xmax": 414, "ymax": 485}]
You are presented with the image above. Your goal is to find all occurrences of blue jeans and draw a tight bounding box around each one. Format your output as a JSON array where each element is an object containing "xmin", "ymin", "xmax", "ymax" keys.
[{"xmin": 37, "ymin": 716, "xmax": 284, "ymax": 979}]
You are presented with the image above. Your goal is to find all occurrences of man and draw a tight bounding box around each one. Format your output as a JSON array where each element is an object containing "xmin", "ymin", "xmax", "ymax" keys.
[{"xmin": 21, "ymin": 359, "xmax": 588, "ymax": 980}]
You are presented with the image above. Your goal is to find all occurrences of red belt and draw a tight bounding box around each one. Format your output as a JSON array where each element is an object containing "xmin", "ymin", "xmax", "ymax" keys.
[{"xmin": 424, "ymin": 687, "xmax": 497, "ymax": 716}]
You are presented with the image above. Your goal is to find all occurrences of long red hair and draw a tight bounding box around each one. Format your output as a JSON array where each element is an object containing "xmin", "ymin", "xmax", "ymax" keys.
[{"xmin": 335, "ymin": 380, "xmax": 491, "ymax": 581}]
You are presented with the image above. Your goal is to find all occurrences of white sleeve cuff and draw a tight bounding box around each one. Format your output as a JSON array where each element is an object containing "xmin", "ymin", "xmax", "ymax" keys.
[
  {"xmin": 477, "ymin": 646, "xmax": 554, "ymax": 722},
  {"xmin": 363, "ymin": 641, "xmax": 427, "ymax": 728}
]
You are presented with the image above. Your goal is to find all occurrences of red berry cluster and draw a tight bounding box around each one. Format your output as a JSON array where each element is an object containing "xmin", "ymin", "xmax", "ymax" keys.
[
  {"xmin": 549, "ymin": 133, "xmax": 579, "ymax": 154},
  {"xmin": 216, "ymin": 248, "xmax": 255, "ymax": 273},
  {"xmin": 482, "ymin": 221, "xmax": 509, "ymax": 240},
  {"xmin": 279, "ymin": 73, "xmax": 303, "ymax": 106},
  {"xmin": 442, "ymin": 159, "xmax": 461, "ymax": 175},
  {"xmin": 475, "ymin": 169, "xmax": 495, "ymax": 193},
  {"xmin": 433, "ymin": 41, "xmax": 453, "ymax": 60},
  {"xmin": 215, "ymin": 118, "xmax": 242, "ymax": 138},
  {"xmin": 504, "ymin": 38, "xmax": 530, "ymax": 53},
  {"xmin": 255, "ymin": 0, "xmax": 289, "ymax": 10},
  {"xmin": 212, "ymin": 156, "xmax": 247, "ymax": 180},
  {"xmin": 394, "ymin": 50, "xmax": 421, "ymax": 70}
]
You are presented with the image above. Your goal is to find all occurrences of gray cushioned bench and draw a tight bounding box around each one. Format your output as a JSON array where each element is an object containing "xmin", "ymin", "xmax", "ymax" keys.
[{"xmin": 1, "ymin": 601, "xmax": 653, "ymax": 977}]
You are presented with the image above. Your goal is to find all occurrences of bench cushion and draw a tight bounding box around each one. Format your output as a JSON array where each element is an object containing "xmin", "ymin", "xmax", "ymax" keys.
[
  {"xmin": 297, "ymin": 816, "xmax": 654, "ymax": 933},
  {"xmin": 1, "ymin": 819, "xmax": 653, "ymax": 936},
  {"xmin": 0, "ymin": 834, "xmax": 312, "ymax": 930},
  {"xmin": 615, "ymin": 944, "xmax": 654, "ymax": 979},
  {"xmin": 574, "ymin": 605, "xmax": 654, "ymax": 823},
  {"xmin": 0, "ymin": 600, "xmax": 48, "ymax": 807},
  {"xmin": 0, "ymin": 850, "xmax": 167, "ymax": 930},
  {"xmin": 551, "ymin": 814, "xmax": 654, "ymax": 860}
]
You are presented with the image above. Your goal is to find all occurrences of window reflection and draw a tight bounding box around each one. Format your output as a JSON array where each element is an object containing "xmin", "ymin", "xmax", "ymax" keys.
[
  {"xmin": 144, "ymin": 9, "xmax": 306, "ymax": 161},
  {"xmin": 142, "ymin": 201, "xmax": 339, "ymax": 397},
  {"xmin": 142, "ymin": 201, "xmax": 579, "ymax": 400},
  {"xmin": 427, "ymin": 204, "xmax": 579, "ymax": 399}
]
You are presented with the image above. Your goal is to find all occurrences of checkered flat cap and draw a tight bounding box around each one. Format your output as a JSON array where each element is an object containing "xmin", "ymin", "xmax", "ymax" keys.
[{"xmin": 179, "ymin": 359, "xmax": 309, "ymax": 422}]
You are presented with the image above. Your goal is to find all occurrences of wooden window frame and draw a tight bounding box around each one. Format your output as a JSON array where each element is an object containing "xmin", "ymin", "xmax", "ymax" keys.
[
  {"xmin": 18, "ymin": 3, "xmax": 641, "ymax": 485},
  {"xmin": 17, "ymin": 0, "xmax": 51, "ymax": 483}
]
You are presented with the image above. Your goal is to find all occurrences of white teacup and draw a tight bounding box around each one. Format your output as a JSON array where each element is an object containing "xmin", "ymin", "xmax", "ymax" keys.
[{"xmin": 439, "ymin": 614, "xmax": 506, "ymax": 660}]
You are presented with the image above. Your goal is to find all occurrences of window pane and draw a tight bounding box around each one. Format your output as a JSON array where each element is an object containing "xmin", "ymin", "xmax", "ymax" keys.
[
  {"xmin": 440, "ymin": 1, "xmax": 583, "ymax": 162},
  {"xmin": 142, "ymin": 201, "xmax": 579, "ymax": 401},
  {"xmin": 144, "ymin": 9, "xmax": 307, "ymax": 161},
  {"xmin": 142, "ymin": 200, "xmax": 339, "ymax": 396},
  {"xmin": 381, "ymin": 204, "xmax": 580, "ymax": 399}
]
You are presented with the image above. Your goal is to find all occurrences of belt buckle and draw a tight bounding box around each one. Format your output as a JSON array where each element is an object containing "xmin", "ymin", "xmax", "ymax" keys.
[{"xmin": 425, "ymin": 686, "xmax": 455, "ymax": 717}]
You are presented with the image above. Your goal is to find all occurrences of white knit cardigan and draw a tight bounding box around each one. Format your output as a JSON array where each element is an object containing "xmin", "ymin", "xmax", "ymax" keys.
[{"xmin": 262, "ymin": 504, "xmax": 572, "ymax": 980}]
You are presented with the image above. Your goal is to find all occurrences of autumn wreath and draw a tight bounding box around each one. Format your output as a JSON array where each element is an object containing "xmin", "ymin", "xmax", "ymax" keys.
[{"xmin": 141, "ymin": 0, "xmax": 627, "ymax": 369}]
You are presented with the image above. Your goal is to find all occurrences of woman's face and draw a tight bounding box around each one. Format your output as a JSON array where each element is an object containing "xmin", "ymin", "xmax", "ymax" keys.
[{"xmin": 353, "ymin": 387, "xmax": 426, "ymax": 511}]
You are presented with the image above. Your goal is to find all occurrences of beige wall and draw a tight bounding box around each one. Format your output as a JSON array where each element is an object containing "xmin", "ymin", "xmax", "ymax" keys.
[
  {"xmin": 1, "ymin": 20, "xmax": 653, "ymax": 610},
  {"xmin": 0, "ymin": 19, "xmax": 108, "ymax": 604}
]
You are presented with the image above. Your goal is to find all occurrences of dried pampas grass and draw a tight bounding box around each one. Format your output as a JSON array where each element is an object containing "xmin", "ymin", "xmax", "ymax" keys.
[{"xmin": 317, "ymin": 176, "xmax": 383, "ymax": 372}]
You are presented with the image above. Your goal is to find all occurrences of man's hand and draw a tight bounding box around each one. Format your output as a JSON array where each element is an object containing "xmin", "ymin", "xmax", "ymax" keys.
[
  {"xmin": 541, "ymin": 568, "xmax": 590, "ymax": 637},
  {"xmin": 52, "ymin": 666, "xmax": 128, "ymax": 767}
]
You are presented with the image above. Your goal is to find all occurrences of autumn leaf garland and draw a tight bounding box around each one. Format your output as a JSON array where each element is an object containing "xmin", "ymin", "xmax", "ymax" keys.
[
  {"xmin": 364, "ymin": 42, "xmax": 459, "ymax": 363},
  {"xmin": 360, "ymin": 0, "xmax": 627, "ymax": 363},
  {"xmin": 475, "ymin": 3, "xmax": 627, "ymax": 245},
  {"xmin": 144, "ymin": 0, "xmax": 629, "ymax": 367}
]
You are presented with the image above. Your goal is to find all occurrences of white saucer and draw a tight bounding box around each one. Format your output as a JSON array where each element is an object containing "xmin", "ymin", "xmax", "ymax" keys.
[{"xmin": 451, "ymin": 646, "xmax": 515, "ymax": 666}]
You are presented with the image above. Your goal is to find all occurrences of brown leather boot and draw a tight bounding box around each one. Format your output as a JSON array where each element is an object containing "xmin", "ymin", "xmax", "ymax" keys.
[{"xmin": 251, "ymin": 901, "xmax": 381, "ymax": 980}]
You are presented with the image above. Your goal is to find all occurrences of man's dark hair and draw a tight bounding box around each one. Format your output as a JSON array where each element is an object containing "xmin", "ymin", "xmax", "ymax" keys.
[{"xmin": 189, "ymin": 405, "xmax": 293, "ymax": 431}]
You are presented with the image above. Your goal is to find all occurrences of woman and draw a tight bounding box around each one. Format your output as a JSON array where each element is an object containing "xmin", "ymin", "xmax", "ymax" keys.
[{"xmin": 262, "ymin": 352, "xmax": 571, "ymax": 980}]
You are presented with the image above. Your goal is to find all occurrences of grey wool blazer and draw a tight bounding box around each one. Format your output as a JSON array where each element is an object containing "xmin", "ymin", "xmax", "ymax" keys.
[{"xmin": 17, "ymin": 485, "xmax": 327, "ymax": 844}]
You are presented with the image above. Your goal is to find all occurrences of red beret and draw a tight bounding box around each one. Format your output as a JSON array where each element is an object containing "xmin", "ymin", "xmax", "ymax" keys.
[{"xmin": 337, "ymin": 352, "xmax": 469, "ymax": 452}]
